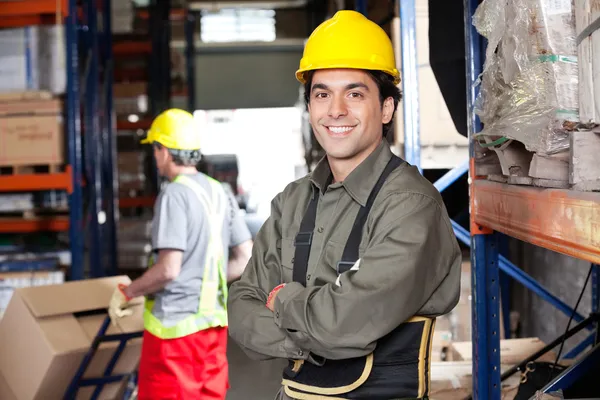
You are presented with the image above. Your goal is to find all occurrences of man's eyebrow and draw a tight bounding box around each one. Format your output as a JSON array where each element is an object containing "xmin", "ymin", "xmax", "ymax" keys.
[
  {"xmin": 311, "ymin": 82, "xmax": 370, "ymax": 92},
  {"xmin": 311, "ymin": 83, "xmax": 329, "ymax": 92},
  {"xmin": 345, "ymin": 82, "xmax": 369, "ymax": 91}
]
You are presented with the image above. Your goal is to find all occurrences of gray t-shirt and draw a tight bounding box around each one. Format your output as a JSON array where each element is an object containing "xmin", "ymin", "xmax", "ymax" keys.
[{"xmin": 149, "ymin": 172, "xmax": 252, "ymax": 327}]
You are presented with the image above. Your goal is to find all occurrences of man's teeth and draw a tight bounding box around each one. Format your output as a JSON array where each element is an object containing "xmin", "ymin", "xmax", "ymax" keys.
[{"xmin": 328, "ymin": 126, "xmax": 353, "ymax": 133}]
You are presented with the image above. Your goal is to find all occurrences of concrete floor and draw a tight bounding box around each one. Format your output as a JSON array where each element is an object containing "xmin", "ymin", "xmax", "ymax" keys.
[{"xmin": 226, "ymin": 339, "xmax": 287, "ymax": 400}]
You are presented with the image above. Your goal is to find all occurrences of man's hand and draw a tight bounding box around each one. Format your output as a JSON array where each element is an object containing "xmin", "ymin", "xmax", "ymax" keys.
[
  {"xmin": 266, "ymin": 283, "xmax": 286, "ymax": 311},
  {"xmin": 108, "ymin": 283, "xmax": 133, "ymax": 324}
]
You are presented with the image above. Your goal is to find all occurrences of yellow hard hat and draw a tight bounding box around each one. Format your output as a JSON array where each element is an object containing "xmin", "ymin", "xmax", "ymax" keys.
[
  {"xmin": 141, "ymin": 108, "xmax": 201, "ymax": 150},
  {"xmin": 296, "ymin": 10, "xmax": 400, "ymax": 85}
]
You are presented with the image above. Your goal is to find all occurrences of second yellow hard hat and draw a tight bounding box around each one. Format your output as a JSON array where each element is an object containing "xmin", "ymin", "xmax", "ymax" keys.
[
  {"xmin": 296, "ymin": 10, "xmax": 400, "ymax": 85},
  {"xmin": 141, "ymin": 108, "xmax": 201, "ymax": 151}
]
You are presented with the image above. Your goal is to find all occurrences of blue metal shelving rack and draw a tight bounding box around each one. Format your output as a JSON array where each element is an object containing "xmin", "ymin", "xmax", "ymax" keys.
[
  {"xmin": 462, "ymin": 0, "xmax": 600, "ymax": 398},
  {"xmin": 75, "ymin": 0, "xmax": 118, "ymax": 280},
  {"xmin": 389, "ymin": 0, "xmax": 600, "ymax": 397}
]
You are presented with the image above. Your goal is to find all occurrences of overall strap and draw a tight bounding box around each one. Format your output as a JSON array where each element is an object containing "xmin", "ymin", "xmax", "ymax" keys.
[
  {"xmin": 292, "ymin": 155, "xmax": 403, "ymax": 285},
  {"xmin": 337, "ymin": 155, "xmax": 403, "ymax": 274},
  {"xmin": 292, "ymin": 187, "xmax": 319, "ymax": 285}
]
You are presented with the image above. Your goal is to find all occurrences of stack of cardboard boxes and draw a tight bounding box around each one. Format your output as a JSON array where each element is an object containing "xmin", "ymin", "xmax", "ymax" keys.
[{"xmin": 0, "ymin": 276, "xmax": 144, "ymax": 400}]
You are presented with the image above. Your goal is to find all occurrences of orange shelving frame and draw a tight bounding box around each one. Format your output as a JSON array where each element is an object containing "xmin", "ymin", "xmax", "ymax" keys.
[
  {"xmin": 0, "ymin": 165, "xmax": 73, "ymax": 194},
  {"xmin": 113, "ymin": 40, "xmax": 152, "ymax": 56},
  {"xmin": 0, "ymin": 216, "xmax": 69, "ymax": 233},
  {"xmin": 0, "ymin": 0, "xmax": 69, "ymax": 18},
  {"xmin": 471, "ymin": 179, "xmax": 600, "ymax": 265}
]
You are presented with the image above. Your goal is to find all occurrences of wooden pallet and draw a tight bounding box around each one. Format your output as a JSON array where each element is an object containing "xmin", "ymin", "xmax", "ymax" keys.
[
  {"xmin": 474, "ymin": 131, "xmax": 600, "ymax": 192},
  {"xmin": 0, "ymin": 164, "xmax": 63, "ymax": 176}
]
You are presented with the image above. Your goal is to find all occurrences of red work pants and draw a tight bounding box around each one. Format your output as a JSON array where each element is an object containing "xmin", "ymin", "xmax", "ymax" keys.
[{"xmin": 137, "ymin": 327, "xmax": 229, "ymax": 400}]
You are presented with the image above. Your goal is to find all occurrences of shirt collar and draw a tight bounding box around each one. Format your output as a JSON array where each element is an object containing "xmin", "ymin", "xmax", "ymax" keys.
[{"xmin": 309, "ymin": 140, "xmax": 394, "ymax": 207}]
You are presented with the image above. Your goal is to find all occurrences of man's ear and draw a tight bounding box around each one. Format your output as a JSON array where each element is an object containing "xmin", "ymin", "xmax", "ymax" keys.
[{"xmin": 381, "ymin": 97, "xmax": 395, "ymax": 124}]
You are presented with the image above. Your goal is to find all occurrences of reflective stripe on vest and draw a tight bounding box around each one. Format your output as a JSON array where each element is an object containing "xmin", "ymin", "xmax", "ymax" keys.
[{"xmin": 143, "ymin": 175, "xmax": 229, "ymax": 339}]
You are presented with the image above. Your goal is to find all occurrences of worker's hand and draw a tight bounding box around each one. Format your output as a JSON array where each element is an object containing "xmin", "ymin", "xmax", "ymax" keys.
[
  {"xmin": 266, "ymin": 283, "xmax": 286, "ymax": 311},
  {"xmin": 108, "ymin": 283, "xmax": 133, "ymax": 324}
]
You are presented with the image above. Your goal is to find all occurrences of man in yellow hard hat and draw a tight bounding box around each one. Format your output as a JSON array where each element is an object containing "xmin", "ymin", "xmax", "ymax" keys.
[
  {"xmin": 108, "ymin": 108, "xmax": 253, "ymax": 399},
  {"xmin": 228, "ymin": 10, "xmax": 462, "ymax": 400}
]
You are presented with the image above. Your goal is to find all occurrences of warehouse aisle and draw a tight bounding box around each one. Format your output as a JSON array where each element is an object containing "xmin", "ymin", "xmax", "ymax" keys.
[{"xmin": 226, "ymin": 340, "xmax": 287, "ymax": 400}]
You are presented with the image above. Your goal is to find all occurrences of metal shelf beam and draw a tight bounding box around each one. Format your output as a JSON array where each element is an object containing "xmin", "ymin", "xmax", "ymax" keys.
[
  {"xmin": 472, "ymin": 180, "xmax": 600, "ymax": 265},
  {"xmin": 0, "ymin": 0, "xmax": 69, "ymax": 17},
  {"xmin": 0, "ymin": 217, "xmax": 69, "ymax": 233},
  {"xmin": 0, "ymin": 167, "xmax": 73, "ymax": 193}
]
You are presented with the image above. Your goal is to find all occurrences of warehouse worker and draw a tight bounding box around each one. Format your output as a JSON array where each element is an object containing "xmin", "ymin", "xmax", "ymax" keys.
[
  {"xmin": 227, "ymin": 10, "xmax": 462, "ymax": 400},
  {"xmin": 108, "ymin": 108, "xmax": 253, "ymax": 400}
]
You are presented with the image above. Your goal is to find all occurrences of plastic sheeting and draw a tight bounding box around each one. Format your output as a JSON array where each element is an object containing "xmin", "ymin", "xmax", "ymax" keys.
[{"xmin": 473, "ymin": 0, "xmax": 578, "ymax": 155}]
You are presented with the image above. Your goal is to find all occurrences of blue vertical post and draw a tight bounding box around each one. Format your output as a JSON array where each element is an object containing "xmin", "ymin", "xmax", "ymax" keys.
[
  {"xmin": 471, "ymin": 233, "xmax": 502, "ymax": 400},
  {"xmin": 593, "ymin": 264, "xmax": 599, "ymax": 345},
  {"xmin": 66, "ymin": 0, "xmax": 84, "ymax": 280},
  {"xmin": 185, "ymin": 10, "xmax": 197, "ymax": 113},
  {"xmin": 465, "ymin": 0, "xmax": 501, "ymax": 398},
  {"xmin": 102, "ymin": 0, "xmax": 119, "ymax": 276},
  {"xmin": 84, "ymin": 0, "xmax": 104, "ymax": 278},
  {"xmin": 399, "ymin": 0, "xmax": 421, "ymax": 171},
  {"xmin": 355, "ymin": 0, "xmax": 367, "ymax": 16}
]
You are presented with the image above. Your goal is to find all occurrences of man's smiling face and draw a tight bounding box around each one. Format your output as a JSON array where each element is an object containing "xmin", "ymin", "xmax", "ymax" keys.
[{"xmin": 308, "ymin": 68, "xmax": 394, "ymax": 163}]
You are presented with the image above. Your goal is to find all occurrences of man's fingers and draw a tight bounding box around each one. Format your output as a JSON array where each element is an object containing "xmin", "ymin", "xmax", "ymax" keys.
[{"xmin": 115, "ymin": 308, "xmax": 134, "ymax": 318}]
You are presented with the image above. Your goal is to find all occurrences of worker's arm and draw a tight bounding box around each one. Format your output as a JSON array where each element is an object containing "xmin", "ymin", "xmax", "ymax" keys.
[
  {"xmin": 228, "ymin": 240, "xmax": 253, "ymax": 283},
  {"xmin": 124, "ymin": 249, "xmax": 182, "ymax": 298},
  {"xmin": 273, "ymin": 192, "xmax": 462, "ymax": 360},
  {"xmin": 227, "ymin": 191, "xmax": 310, "ymax": 362}
]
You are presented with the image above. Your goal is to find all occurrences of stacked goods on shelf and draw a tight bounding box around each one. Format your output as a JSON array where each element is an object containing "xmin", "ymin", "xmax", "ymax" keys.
[
  {"xmin": 117, "ymin": 217, "xmax": 152, "ymax": 269},
  {"xmin": 0, "ymin": 242, "xmax": 70, "ymax": 320},
  {"xmin": 0, "ymin": 92, "xmax": 68, "ymax": 217},
  {"xmin": 0, "ymin": 22, "xmax": 71, "ymax": 300},
  {"xmin": 118, "ymin": 150, "xmax": 147, "ymax": 198},
  {"xmin": 0, "ymin": 25, "xmax": 65, "ymax": 94},
  {"xmin": 572, "ymin": 0, "xmax": 600, "ymax": 191},
  {"xmin": 111, "ymin": 0, "xmax": 134, "ymax": 34},
  {"xmin": 114, "ymin": 81, "xmax": 148, "ymax": 117},
  {"xmin": 0, "ymin": 268, "xmax": 66, "ymax": 319},
  {"xmin": 473, "ymin": 0, "xmax": 577, "ymax": 155},
  {"xmin": 470, "ymin": 0, "xmax": 594, "ymax": 189}
]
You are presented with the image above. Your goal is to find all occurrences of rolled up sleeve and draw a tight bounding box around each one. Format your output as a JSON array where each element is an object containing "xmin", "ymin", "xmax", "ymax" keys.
[
  {"xmin": 227, "ymin": 192, "xmax": 310, "ymax": 361},
  {"xmin": 273, "ymin": 192, "xmax": 462, "ymax": 360}
]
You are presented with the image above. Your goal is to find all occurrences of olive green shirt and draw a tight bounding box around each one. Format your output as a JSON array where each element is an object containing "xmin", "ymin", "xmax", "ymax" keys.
[{"xmin": 228, "ymin": 140, "xmax": 462, "ymax": 362}]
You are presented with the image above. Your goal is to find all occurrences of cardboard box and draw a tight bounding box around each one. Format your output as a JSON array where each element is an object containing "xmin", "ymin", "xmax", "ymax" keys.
[
  {"xmin": 0, "ymin": 97, "xmax": 64, "ymax": 167},
  {"xmin": 430, "ymin": 361, "xmax": 521, "ymax": 400},
  {"xmin": 449, "ymin": 337, "xmax": 557, "ymax": 365},
  {"xmin": 0, "ymin": 276, "xmax": 144, "ymax": 400}
]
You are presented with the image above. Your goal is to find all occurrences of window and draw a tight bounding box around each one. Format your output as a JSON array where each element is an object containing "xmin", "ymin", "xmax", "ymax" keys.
[{"xmin": 200, "ymin": 8, "xmax": 276, "ymax": 43}]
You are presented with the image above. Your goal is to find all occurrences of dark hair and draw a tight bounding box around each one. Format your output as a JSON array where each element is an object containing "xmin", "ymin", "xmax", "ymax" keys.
[
  {"xmin": 153, "ymin": 142, "xmax": 201, "ymax": 167},
  {"xmin": 303, "ymin": 70, "xmax": 402, "ymax": 137}
]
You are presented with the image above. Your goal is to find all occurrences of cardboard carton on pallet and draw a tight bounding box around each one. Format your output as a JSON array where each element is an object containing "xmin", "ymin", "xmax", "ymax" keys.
[
  {"xmin": 0, "ymin": 276, "xmax": 143, "ymax": 400},
  {"xmin": 0, "ymin": 91, "xmax": 64, "ymax": 171}
]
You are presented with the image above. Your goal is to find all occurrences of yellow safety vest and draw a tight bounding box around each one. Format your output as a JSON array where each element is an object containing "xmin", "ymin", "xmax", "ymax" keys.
[{"xmin": 143, "ymin": 175, "xmax": 229, "ymax": 339}]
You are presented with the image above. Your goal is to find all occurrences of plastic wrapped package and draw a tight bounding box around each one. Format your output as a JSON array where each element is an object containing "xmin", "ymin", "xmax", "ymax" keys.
[{"xmin": 473, "ymin": 0, "xmax": 578, "ymax": 155}]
